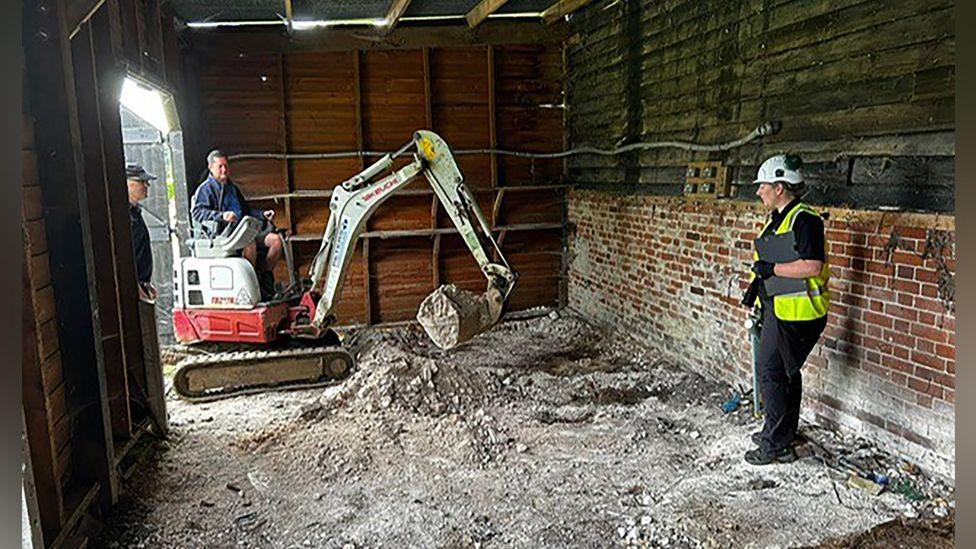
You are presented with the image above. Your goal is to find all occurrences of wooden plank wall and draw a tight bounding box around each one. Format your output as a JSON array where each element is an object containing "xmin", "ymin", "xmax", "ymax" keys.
[
  {"xmin": 22, "ymin": 0, "xmax": 183, "ymax": 545},
  {"xmin": 22, "ymin": 80, "xmax": 70, "ymax": 540},
  {"xmin": 190, "ymin": 42, "xmax": 567, "ymax": 322},
  {"xmin": 565, "ymin": 0, "xmax": 954, "ymax": 212}
]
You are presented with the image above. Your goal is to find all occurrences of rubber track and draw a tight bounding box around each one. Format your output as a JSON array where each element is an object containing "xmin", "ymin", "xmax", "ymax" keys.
[{"xmin": 173, "ymin": 346, "xmax": 354, "ymax": 403}]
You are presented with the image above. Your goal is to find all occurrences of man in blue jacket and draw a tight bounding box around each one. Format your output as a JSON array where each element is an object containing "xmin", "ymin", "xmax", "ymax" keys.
[{"xmin": 191, "ymin": 149, "xmax": 284, "ymax": 300}]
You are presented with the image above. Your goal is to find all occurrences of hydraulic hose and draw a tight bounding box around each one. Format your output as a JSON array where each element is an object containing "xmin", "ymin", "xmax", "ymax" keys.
[{"xmin": 227, "ymin": 121, "xmax": 781, "ymax": 162}]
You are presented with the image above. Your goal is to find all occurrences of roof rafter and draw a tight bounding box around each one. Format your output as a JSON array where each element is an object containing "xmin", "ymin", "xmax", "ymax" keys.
[
  {"xmin": 465, "ymin": 0, "xmax": 510, "ymax": 28},
  {"xmin": 385, "ymin": 0, "xmax": 414, "ymax": 28}
]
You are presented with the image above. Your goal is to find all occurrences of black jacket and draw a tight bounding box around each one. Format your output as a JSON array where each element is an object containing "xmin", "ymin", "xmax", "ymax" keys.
[{"xmin": 129, "ymin": 203, "xmax": 153, "ymax": 283}]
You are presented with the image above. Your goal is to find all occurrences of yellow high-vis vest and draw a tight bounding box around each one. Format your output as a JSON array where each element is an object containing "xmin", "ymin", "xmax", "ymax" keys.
[{"xmin": 753, "ymin": 202, "xmax": 831, "ymax": 321}]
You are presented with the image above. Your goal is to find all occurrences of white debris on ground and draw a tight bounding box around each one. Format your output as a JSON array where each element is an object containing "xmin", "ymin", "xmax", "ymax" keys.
[{"xmin": 97, "ymin": 312, "xmax": 953, "ymax": 548}]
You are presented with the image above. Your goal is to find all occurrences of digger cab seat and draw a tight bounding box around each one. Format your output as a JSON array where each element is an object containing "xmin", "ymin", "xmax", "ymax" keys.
[{"xmin": 186, "ymin": 216, "xmax": 262, "ymax": 259}]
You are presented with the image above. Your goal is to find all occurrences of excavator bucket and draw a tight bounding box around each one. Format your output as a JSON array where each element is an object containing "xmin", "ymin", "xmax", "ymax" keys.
[{"xmin": 416, "ymin": 284, "xmax": 505, "ymax": 349}]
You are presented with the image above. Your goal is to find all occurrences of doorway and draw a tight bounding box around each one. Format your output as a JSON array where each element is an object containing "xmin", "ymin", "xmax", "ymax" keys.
[{"xmin": 119, "ymin": 75, "xmax": 190, "ymax": 344}]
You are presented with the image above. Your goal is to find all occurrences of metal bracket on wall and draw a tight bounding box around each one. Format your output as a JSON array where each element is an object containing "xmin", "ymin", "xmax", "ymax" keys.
[{"xmin": 683, "ymin": 161, "xmax": 731, "ymax": 198}]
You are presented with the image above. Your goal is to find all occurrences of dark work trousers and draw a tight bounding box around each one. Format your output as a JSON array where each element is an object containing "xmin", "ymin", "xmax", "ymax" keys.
[{"xmin": 757, "ymin": 312, "xmax": 803, "ymax": 453}]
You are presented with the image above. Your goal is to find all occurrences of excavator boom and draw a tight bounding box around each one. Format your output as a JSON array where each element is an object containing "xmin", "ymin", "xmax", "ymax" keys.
[{"xmin": 297, "ymin": 130, "xmax": 516, "ymax": 346}]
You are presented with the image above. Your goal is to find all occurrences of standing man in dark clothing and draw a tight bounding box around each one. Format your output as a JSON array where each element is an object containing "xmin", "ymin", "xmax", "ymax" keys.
[
  {"xmin": 745, "ymin": 154, "xmax": 831, "ymax": 465},
  {"xmin": 127, "ymin": 163, "xmax": 157, "ymax": 301},
  {"xmin": 191, "ymin": 149, "xmax": 283, "ymax": 300}
]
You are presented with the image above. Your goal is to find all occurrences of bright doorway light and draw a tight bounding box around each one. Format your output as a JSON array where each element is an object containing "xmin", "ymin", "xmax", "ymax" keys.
[{"xmin": 120, "ymin": 77, "xmax": 170, "ymax": 133}]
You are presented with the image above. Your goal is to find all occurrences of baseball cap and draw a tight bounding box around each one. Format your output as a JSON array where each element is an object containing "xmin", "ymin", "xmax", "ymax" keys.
[{"xmin": 126, "ymin": 163, "xmax": 157, "ymax": 182}]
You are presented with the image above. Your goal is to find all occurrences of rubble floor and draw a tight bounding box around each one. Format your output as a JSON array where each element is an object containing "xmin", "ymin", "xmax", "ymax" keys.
[{"xmin": 95, "ymin": 313, "xmax": 953, "ymax": 548}]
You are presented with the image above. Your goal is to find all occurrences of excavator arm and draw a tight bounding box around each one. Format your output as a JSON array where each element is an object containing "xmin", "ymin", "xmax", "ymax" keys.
[{"xmin": 297, "ymin": 130, "xmax": 516, "ymax": 347}]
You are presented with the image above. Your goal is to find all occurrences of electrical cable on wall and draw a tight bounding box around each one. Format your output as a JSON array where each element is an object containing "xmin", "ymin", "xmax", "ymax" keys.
[{"xmin": 228, "ymin": 121, "xmax": 782, "ymax": 162}]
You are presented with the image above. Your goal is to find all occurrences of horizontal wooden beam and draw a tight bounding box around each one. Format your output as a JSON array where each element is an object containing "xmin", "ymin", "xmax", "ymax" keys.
[
  {"xmin": 466, "ymin": 0, "xmax": 509, "ymax": 28},
  {"xmin": 290, "ymin": 222, "xmax": 563, "ymax": 242},
  {"xmin": 187, "ymin": 21, "xmax": 569, "ymax": 53},
  {"xmin": 541, "ymin": 0, "xmax": 594, "ymax": 25},
  {"xmin": 250, "ymin": 184, "xmax": 569, "ymax": 201}
]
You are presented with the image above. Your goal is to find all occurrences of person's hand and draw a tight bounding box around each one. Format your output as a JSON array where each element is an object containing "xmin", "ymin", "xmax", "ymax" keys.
[
  {"xmin": 138, "ymin": 283, "xmax": 154, "ymax": 303},
  {"xmin": 752, "ymin": 260, "xmax": 776, "ymax": 280},
  {"xmin": 148, "ymin": 283, "xmax": 158, "ymax": 300},
  {"xmin": 222, "ymin": 211, "xmax": 238, "ymax": 223},
  {"xmin": 263, "ymin": 209, "xmax": 275, "ymax": 221}
]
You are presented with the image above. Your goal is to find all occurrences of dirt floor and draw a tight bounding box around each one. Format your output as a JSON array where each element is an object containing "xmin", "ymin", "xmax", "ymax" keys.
[{"xmin": 95, "ymin": 312, "xmax": 954, "ymax": 548}]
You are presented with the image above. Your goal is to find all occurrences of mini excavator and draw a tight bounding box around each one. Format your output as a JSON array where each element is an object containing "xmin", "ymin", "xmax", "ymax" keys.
[{"xmin": 171, "ymin": 131, "xmax": 516, "ymax": 401}]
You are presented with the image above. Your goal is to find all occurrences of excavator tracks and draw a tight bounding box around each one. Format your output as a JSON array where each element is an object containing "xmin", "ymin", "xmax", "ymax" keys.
[{"xmin": 173, "ymin": 346, "xmax": 354, "ymax": 403}]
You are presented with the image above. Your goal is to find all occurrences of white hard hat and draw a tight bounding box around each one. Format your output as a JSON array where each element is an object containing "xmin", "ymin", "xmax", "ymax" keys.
[{"xmin": 754, "ymin": 154, "xmax": 804, "ymax": 186}]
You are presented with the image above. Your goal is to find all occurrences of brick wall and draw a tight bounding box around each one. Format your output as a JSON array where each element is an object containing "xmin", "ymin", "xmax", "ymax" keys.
[{"xmin": 567, "ymin": 190, "xmax": 955, "ymax": 478}]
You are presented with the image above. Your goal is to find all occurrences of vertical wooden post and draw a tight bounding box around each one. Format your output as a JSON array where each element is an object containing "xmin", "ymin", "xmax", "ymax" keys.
[
  {"xmin": 424, "ymin": 47, "xmax": 441, "ymax": 290},
  {"xmin": 91, "ymin": 6, "xmax": 147, "ymax": 439},
  {"xmin": 487, "ymin": 45, "xmax": 498, "ymax": 188},
  {"xmin": 422, "ymin": 47, "xmax": 433, "ymax": 129},
  {"xmin": 72, "ymin": 21, "xmax": 131, "ymax": 441},
  {"xmin": 491, "ymin": 188, "xmax": 506, "ymax": 227},
  {"xmin": 559, "ymin": 43, "xmax": 569, "ymax": 309},
  {"xmin": 362, "ymin": 239, "xmax": 372, "ymax": 325},
  {"xmin": 354, "ymin": 50, "xmax": 370, "ymax": 323},
  {"xmin": 353, "ymin": 50, "xmax": 365, "ymax": 172},
  {"xmin": 432, "ymin": 234, "xmax": 441, "ymax": 289},
  {"xmin": 278, "ymin": 52, "xmax": 295, "ymax": 273}
]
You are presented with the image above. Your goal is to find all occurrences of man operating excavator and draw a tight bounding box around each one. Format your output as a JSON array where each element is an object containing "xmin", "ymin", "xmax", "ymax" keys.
[{"xmin": 191, "ymin": 149, "xmax": 284, "ymax": 300}]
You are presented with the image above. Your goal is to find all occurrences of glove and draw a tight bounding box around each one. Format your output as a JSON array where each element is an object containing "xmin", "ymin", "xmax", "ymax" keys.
[
  {"xmin": 741, "ymin": 278, "xmax": 761, "ymax": 307},
  {"xmin": 752, "ymin": 260, "xmax": 776, "ymax": 280}
]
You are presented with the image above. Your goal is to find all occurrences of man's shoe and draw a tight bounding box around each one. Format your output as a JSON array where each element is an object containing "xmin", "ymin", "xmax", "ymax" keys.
[
  {"xmin": 751, "ymin": 432, "xmax": 799, "ymax": 448},
  {"xmin": 744, "ymin": 446, "xmax": 796, "ymax": 465}
]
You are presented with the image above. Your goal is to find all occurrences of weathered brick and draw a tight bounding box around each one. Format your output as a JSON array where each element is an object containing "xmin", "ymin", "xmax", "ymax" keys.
[
  {"xmin": 891, "ymin": 251, "xmax": 923, "ymax": 266},
  {"xmin": 884, "ymin": 303, "xmax": 918, "ymax": 322},
  {"xmin": 895, "ymin": 265, "xmax": 914, "ymax": 279},
  {"xmin": 883, "ymin": 329, "xmax": 915, "ymax": 349},
  {"xmin": 912, "ymin": 350, "xmax": 945, "ymax": 372},
  {"xmin": 891, "ymin": 279, "xmax": 920, "ymax": 294},
  {"xmin": 894, "ymin": 226, "xmax": 928, "ymax": 240},
  {"xmin": 935, "ymin": 344, "xmax": 954, "ymax": 360},
  {"xmin": 907, "ymin": 376, "xmax": 929, "ymax": 394},
  {"xmin": 882, "ymin": 355, "xmax": 913, "ymax": 374},
  {"xmin": 909, "ymin": 322, "xmax": 947, "ymax": 344},
  {"xmin": 916, "ymin": 269, "xmax": 939, "ymax": 283},
  {"xmin": 914, "ymin": 296, "xmax": 948, "ymax": 313}
]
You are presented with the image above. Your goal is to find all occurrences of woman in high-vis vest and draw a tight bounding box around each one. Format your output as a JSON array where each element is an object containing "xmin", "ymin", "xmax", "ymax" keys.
[{"xmin": 745, "ymin": 154, "xmax": 830, "ymax": 466}]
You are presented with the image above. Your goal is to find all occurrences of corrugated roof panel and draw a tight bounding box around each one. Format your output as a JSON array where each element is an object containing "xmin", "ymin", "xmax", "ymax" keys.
[
  {"xmin": 406, "ymin": 0, "xmax": 552, "ymax": 17},
  {"xmin": 170, "ymin": 0, "xmax": 554, "ymax": 24},
  {"xmin": 169, "ymin": 0, "xmax": 283, "ymax": 22},
  {"xmin": 291, "ymin": 0, "xmax": 391, "ymax": 21}
]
